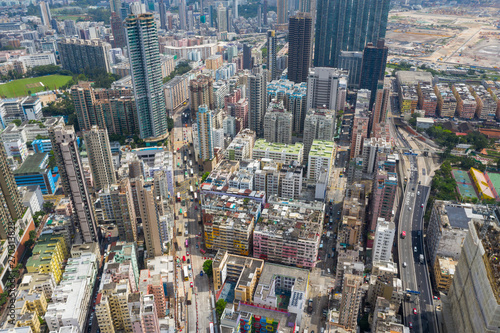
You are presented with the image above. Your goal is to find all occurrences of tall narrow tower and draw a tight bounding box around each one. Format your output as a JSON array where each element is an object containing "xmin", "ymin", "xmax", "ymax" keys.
[
  {"xmin": 0, "ymin": 140, "xmax": 23, "ymax": 239},
  {"xmin": 83, "ymin": 126, "xmax": 116, "ymax": 191},
  {"xmin": 50, "ymin": 126, "xmax": 98, "ymax": 243},
  {"xmin": 248, "ymin": 66, "xmax": 268, "ymax": 138},
  {"xmin": 288, "ymin": 12, "xmax": 312, "ymax": 84},
  {"xmin": 267, "ymin": 30, "xmax": 277, "ymax": 80},
  {"xmin": 126, "ymin": 13, "xmax": 168, "ymax": 140}
]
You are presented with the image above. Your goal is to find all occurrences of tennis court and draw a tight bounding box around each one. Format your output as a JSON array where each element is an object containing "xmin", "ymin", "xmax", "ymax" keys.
[
  {"xmin": 486, "ymin": 172, "xmax": 500, "ymax": 199},
  {"xmin": 452, "ymin": 169, "xmax": 478, "ymax": 200}
]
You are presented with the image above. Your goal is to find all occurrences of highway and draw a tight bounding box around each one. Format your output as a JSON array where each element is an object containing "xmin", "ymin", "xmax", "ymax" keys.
[{"xmin": 393, "ymin": 120, "xmax": 438, "ymax": 333}]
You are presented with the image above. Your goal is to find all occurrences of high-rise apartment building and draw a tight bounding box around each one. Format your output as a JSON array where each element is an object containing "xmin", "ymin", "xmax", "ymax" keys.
[
  {"xmin": 339, "ymin": 51, "xmax": 363, "ymax": 89},
  {"xmin": 288, "ymin": 13, "xmax": 312, "ymax": 84},
  {"xmin": 217, "ymin": 5, "xmax": 228, "ymax": 32},
  {"xmin": 179, "ymin": 0, "xmax": 187, "ymax": 30},
  {"xmin": 0, "ymin": 140, "xmax": 23, "ymax": 239},
  {"xmin": 189, "ymin": 75, "xmax": 215, "ymax": 112},
  {"xmin": 337, "ymin": 274, "xmax": 363, "ymax": 331},
  {"xmin": 276, "ymin": 0, "xmax": 288, "ymax": 25},
  {"xmin": 314, "ymin": 0, "xmax": 390, "ymax": 68},
  {"xmin": 248, "ymin": 67, "xmax": 268, "ymax": 138},
  {"xmin": 303, "ymin": 108, "xmax": 336, "ymax": 162},
  {"xmin": 126, "ymin": 13, "xmax": 168, "ymax": 140},
  {"xmin": 369, "ymin": 171, "xmax": 397, "ymax": 246},
  {"xmin": 243, "ymin": 44, "xmax": 252, "ymax": 69},
  {"xmin": 50, "ymin": 126, "xmax": 98, "ymax": 243},
  {"xmin": 360, "ymin": 40, "xmax": 389, "ymax": 109},
  {"xmin": 98, "ymin": 179, "xmax": 137, "ymax": 242},
  {"xmin": 83, "ymin": 126, "xmax": 116, "ymax": 191},
  {"xmin": 267, "ymin": 30, "xmax": 277, "ymax": 81},
  {"xmin": 159, "ymin": 0, "xmax": 167, "ymax": 30},
  {"xmin": 110, "ymin": 12, "xmax": 127, "ymax": 49},
  {"xmin": 109, "ymin": 0, "xmax": 121, "ymax": 13},
  {"xmin": 71, "ymin": 82, "xmax": 106, "ymax": 131},
  {"xmin": 306, "ymin": 67, "xmax": 348, "ymax": 110},
  {"xmin": 372, "ymin": 219, "xmax": 395, "ymax": 262},
  {"xmin": 307, "ymin": 140, "xmax": 335, "ymax": 181},
  {"xmin": 263, "ymin": 100, "xmax": 293, "ymax": 144},
  {"xmin": 350, "ymin": 90, "xmax": 370, "ymax": 158},
  {"xmin": 371, "ymin": 81, "xmax": 389, "ymax": 128},
  {"xmin": 40, "ymin": 1, "xmax": 52, "ymax": 27},
  {"xmin": 448, "ymin": 221, "xmax": 500, "ymax": 333},
  {"xmin": 57, "ymin": 38, "xmax": 111, "ymax": 74},
  {"xmin": 195, "ymin": 105, "xmax": 214, "ymax": 161}
]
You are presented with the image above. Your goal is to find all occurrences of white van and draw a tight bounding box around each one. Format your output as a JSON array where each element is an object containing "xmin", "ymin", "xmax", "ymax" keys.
[{"xmin": 327, "ymin": 268, "xmax": 331, "ymax": 274}]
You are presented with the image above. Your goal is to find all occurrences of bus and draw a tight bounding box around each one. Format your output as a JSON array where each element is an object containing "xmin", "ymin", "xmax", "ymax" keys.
[
  {"xmin": 176, "ymin": 192, "xmax": 181, "ymax": 202},
  {"xmin": 185, "ymin": 239, "xmax": 189, "ymax": 248},
  {"xmin": 186, "ymin": 288, "xmax": 192, "ymax": 305},
  {"xmin": 190, "ymin": 186, "xmax": 194, "ymax": 193},
  {"xmin": 183, "ymin": 266, "xmax": 189, "ymax": 281},
  {"xmin": 190, "ymin": 168, "xmax": 193, "ymax": 176},
  {"xmin": 189, "ymin": 160, "xmax": 192, "ymax": 167},
  {"xmin": 209, "ymin": 322, "xmax": 214, "ymax": 333}
]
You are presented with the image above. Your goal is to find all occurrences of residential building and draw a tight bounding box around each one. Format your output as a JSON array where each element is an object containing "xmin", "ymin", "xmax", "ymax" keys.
[
  {"xmin": 433, "ymin": 256, "xmax": 457, "ymax": 292},
  {"xmin": 339, "ymin": 51, "xmax": 363, "ymax": 89},
  {"xmin": 267, "ymin": 30, "xmax": 277, "ymax": 80},
  {"xmin": 248, "ymin": 67, "xmax": 269, "ymax": 138},
  {"xmin": 26, "ymin": 234, "xmax": 68, "ymax": 284},
  {"xmin": 263, "ymin": 100, "xmax": 293, "ymax": 144},
  {"xmin": 470, "ymin": 84, "xmax": 497, "ymax": 121},
  {"xmin": 448, "ymin": 221, "xmax": 500, "ymax": 333},
  {"xmin": 253, "ymin": 196, "xmax": 324, "ymax": 268},
  {"xmin": 13, "ymin": 153, "xmax": 57, "ymax": 194},
  {"xmin": 189, "ymin": 75, "xmax": 215, "ymax": 112},
  {"xmin": 110, "ymin": 12, "xmax": 126, "ymax": 49},
  {"xmin": 361, "ymin": 137, "xmax": 391, "ymax": 175},
  {"xmin": 57, "ymin": 38, "xmax": 111, "ymax": 73},
  {"xmin": 225, "ymin": 129, "xmax": 256, "ymax": 161},
  {"xmin": 350, "ymin": 90, "xmax": 370, "ymax": 158},
  {"xmin": 253, "ymin": 139, "xmax": 303, "ymax": 165},
  {"xmin": 371, "ymin": 297, "xmax": 405, "ymax": 332},
  {"xmin": 307, "ymin": 140, "xmax": 335, "ymax": 181},
  {"xmin": 372, "ymin": 219, "xmax": 395, "ymax": 262},
  {"xmin": 336, "ymin": 274, "xmax": 363, "ymax": 331},
  {"xmin": 434, "ymin": 83, "xmax": 457, "ymax": 118},
  {"xmin": 452, "ymin": 83, "xmax": 476, "ymax": 119},
  {"xmin": 126, "ymin": 13, "xmax": 168, "ymax": 140},
  {"xmin": 83, "ymin": 126, "xmax": 116, "ymax": 191},
  {"xmin": 195, "ymin": 105, "xmax": 214, "ymax": 161},
  {"xmin": 288, "ymin": 12, "xmax": 312, "ymax": 84},
  {"xmin": 369, "ymin": 171, "xmax": 397, "ymax": 246},
  {"xmin": 50, "ymin": 125, "xmax": 98, "ymax": 243},
  {"xmin": 40, "ymin": 1, "xmax": 51, "ymax": 27},
  {"xmin": 71, "ymin": 82, "xmax": 105, "ymax": 131},
  {"xmin": 212, "ymin": 250, "xmax": 264, "ymax": 303},
  {"xmin": 306, "ymin": 67, "xmax": 348, "ymax": 110},
  {"xmin": 164, "ymin": 74, "xmax": 189, "ymax": 112},
  {"xmin": 303, "ymin": 108, "xmax": 336, "ymax": 162},
  {"xmin": 276, "ymin": 0, "xmax": 288, "ymax": 25},
  {"xmin": 206, "ymin": 54, "xmax": 223, "ymax": 70},
  {"xmin": 417, "ymin": 83, "xmax": 438, "ymax": 117},
  {"xmin": 314, "ymin": 0, "xmax": 390, "ymax": 68}
]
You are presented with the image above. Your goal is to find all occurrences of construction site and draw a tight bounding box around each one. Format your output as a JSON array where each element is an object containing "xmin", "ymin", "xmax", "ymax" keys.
[{"xmin": 386, "ymin": 6, "xmax": 500, "ymax": 68}]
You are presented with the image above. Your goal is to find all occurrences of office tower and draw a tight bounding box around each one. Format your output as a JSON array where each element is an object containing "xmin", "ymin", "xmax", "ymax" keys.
[
  {"xmin": 135, "ymin": 177, "xmax": 164, "ymax": 258},
  {"xmin": 448, "ymin": 221, "xmax": 500, "ymax": 333},
  {"xmin": 306, "ymin": 67, "xmax": 348, "ymax": 110},
  {"xmin": 126, "ymin": 13, "xmax": 168, "ymax": 140},
  {"xmin": 263, "ymin": 100, "xmax": 293, "ymax": 144},
  {"xmin": 338, "ymin": 274, "xmax": 363, "ymax": 330},
  {"xmin": 267, "ymin": 30, "xmax": 277, "ymax": 80},
  {"xmin": 303, "ymin": 108, "xmax": 336, "ymax": 162},
  {"xmin": 360, "ymin": 40, "xmax": 389, "ymax": 109},
  {"xmin": 57, "ymin": 39, "xmax": 112, "ymax": 74},
  {"xmin": 83, "ymin": 126, "xmax": 116, "ymax": 191},
  {"xmin": 314, "ymin": 0, "xmax": 391, "ymax": 68},
  {"xmin": 71, "ymin": 83, "xmax": 106, "ymax": 131},
  {"xmin": 110, "ymin": 0, "xmax": 121, "ymax": 13},
  {"xmin": 196, "ymin": 105, "xmax": 214, "ymax": 161},
  {"xmin": 159, "ymin": 0, "xmax": 167, "ymax": 30},
  {"xmin": 189, "ymin": 75, "xmax": 214, "ymax": 112},
  {"xmin": 217, "ymin": 5, "xmax": 227, "ymax": 32},
  {"xmin": 110, "ymin": 12, "xmax": 127, "ymax": 49},
  {"xmin": 248, "ymin": 67, "xmax": 268, "ymax": 138},
  {"xmin": 98, "ymin": 178, "xmax": 137, "ymax": 242},
  {"xmin": 0, "ymin": 140, "xmax": 23, "ymax": 239},
  {"xmin": 243, "ymin": 44, "xmax": 252, "ymax": 70},
  {"xmin": 179, "ymin": 0, "xmax": 187, "ymax": 30},
  {"xmin": 288, "ymin": 13, "xmax": 312, "ymax": 84},
  {"xmin": 263, "ymin": 0, "xmax": 268, "ymax": 25},
  {"xmin": 40, "ymin": 1, "xmax": 51, "ymax": 27},
  {"xmin": 339, "ymin": 51, "xmax": 363, "ymax": 89},
  {"xmin": 50, "ymin": 126, "xmax": 98, "ymax": 243},
  {"xmin": 233, "ymin": 0, "xmax": 238, "ymax": 18},
  {"xmin": 372, "ymin": 219, "xmax": 395, "ymax": 262},
  {"xmin": 277, "ymin": 0, "xmax": 288, "ymax": 25}
]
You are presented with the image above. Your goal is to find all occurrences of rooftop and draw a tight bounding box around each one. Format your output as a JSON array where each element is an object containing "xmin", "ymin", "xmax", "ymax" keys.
[
  {"xmin": 13, "ymin": 153, "xmax": 49, "ymax": 174},
  {"xmin": 309, "ymin": 140, "xmax": 335, "ymax": 158},
  {"xmin": 253, "ymin": 139, "xmax": 303, "ymax": 154},
  {"xmin": 257, "ymin": 262, "xmax": 309, "ymax": 294}
]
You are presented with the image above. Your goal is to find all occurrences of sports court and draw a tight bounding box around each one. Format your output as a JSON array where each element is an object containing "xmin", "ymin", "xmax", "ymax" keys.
[
  {"xmin": 452, "ymin": 169, "xmax": 478, "ymax": 200},
  {"xmin": 486, "ymin": 172, "xmax": 500, "ymax": 199}
]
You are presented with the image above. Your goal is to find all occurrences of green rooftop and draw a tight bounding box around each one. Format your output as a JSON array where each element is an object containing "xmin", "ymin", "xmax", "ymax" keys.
[
  {"xmin": 309, "ymin": 140, "xmax": 335, "ymax": 158},
  {"xmin": 253, "ymin": 139, "xmax": 303, "ymax": 153},
  {"xmin": 13, "ymin": 153, "xmax": 49, "ymax": 175},
  {"xmin": 26, "ymin": 234, "xmax": 63, "ymax": 268}
]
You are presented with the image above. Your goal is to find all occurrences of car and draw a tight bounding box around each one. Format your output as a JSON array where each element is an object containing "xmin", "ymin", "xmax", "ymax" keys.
[
  {"xmin": 414, "ymin": 247, "xmax": 417, "ymax": 252},
  {"xmin": 196, "ymin": 244, "xmax": 199, "ymax": 249},
  {"xmin": 433, "ymin": 296, "xmax": 440, "ymax": 300},
  {"xmin": 421, "ymin": 204, "xmax": 424, "ymax": 208},
  {"xmin": 413, "ymin": 308, "xmax": 417, "ymax": 315},
  {"xmin": 189, "ymin": 272, "xmax": 192, "ymax": 278},
  {"xmin": 190, "ymin": 282, "xmax": 193, "ymax": 288},
  {"xmin": 408, "ymin": 207, "xmax": 412, "ymax": 210},
  {"xmin": 401, "ymin": 231, "xmax": 406, "ymax": 238},
  {"xmin": 187, "ymin": 259, "xmax": 190, "ymax": 264},
  {"xmin": 409, "ymin": 322, "xmax": 413, "ymax": 329},
  {"xmin": 403, "ymin": 262, "xmax": 407, "ymax": 267},
  {"xmin": 186, "ymin": 251, "xmax": 190, "ymax": 256},
  {"xmin": 317, "ymin": 255, "xmax": 321, "ymax": 260},
  {"xmin": 188, "ymin": 264, "xmax": 192, "ymax": 270}
]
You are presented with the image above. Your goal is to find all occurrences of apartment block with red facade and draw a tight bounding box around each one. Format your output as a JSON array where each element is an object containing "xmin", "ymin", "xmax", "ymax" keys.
[
  {"xmin": 452, "ymin": 83, "xmax": 476, "ymax": 119},
  {"xmin": 417, "ymin": 83, "xmax": 438, "ymax": 117}
]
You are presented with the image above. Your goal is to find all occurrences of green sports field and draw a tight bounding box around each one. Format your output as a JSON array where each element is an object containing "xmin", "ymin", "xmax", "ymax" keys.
[{"xmin": 0, "ymin": 75, "xmax": 72, "ymax": 98}]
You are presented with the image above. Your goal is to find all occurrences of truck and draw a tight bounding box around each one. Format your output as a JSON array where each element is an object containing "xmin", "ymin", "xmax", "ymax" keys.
[
  {"xmin": 307, "ymin": 299, "xmax": 313, "ymax": 314},
  {"xmin": 327, "ymin": 231, "xmax": 331, "ymax": 238},
  {"xmin": 419, "ymin": 254, "xmax": 424, "ymax": 264}
]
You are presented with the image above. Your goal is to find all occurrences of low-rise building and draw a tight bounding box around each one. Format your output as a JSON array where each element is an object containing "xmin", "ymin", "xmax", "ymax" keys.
[
  {"xmin": 433, "ymin": 256, "xmax": 457, "ymax": 292},
  {"xmin": 26, "ymin": 234, "xmax": 68, "ymax": 284},
  {"xmin": 434, "ymin": 83, "xmax": 457, "ymax": 118},
  {"xmin": 417, "ymin": 83, "xmax": 438, "ymax": 117},
  {"xmin": 452, "ymin": 83, "xmax": 476, "ymax": 119},
  {"xmin": 225, "ymin": 129, "xmax": 256, "ymax": 161},
  {"xmin": 14, "ymin": 153, "xmax": 58, "ymax": 194},
  {"xmin": 307, "ymin": 140, "xmax": 335, "ymax": 181}
]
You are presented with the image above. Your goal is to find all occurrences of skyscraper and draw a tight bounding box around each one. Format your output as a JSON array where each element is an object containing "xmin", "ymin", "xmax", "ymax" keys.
[
  {"xmin": 267, "ymin": 30, "xmax": 277, "ymax": 81},
  {"xmin": 189, "ymin": 75, "xmax": 215, "ymax": 112},
  {"xmin": 288, "ymin": 12, "xmax": 312, "ymax": 84},
  {"xmin": 0, "ymin": 140, "xmax": 23, "ymax": 239},
  {"xmin": 39, "ymin": 1, "xmax": 52, "ymax": 27},
  {"xmin": 248, "ymin": 66, "xmax": 268, "ymax": 138},
  {"xmin": 263, "ymin": 100, "xmax": 293, "ymax": 144},
  {"xmin": 111, "ymin": 12, "xmax": 127, "ymax": 49},
  {"xmin": 217, "ymin": 5, "xmax": 227, "ymax": 32},
  {"xmin": 277, "ymin": 0, "xmax": 288, "ymax": 25},
  {"xmin": 306, "ymin": 67, "xmax": 348, "ymax": 110},
  {"xmin": 179, "ymin": 0, "xmax": 187, "ymax": 30},
  {"xmin": 57, "ymin": 38, "xmax": 112, "ymax": 74},
  {"xmin": 83, "ymin": 126, "xmax": 116, "ymax": 191},
  {"xmin": 314, "ymin": 0, "xmax": 390, "ymax": 68},
  {"xmin": 50, "ymin": 125, "xmax": 98, "ymax": 243},
  {"xmin": 159, "ymin": 0, "xmax": 167, "ymax": 30},
  {"xmin": 110, "ymin": 0, "xmax": 121, "ymax": 13},
  {"xmin": 303, "ymin": 108, "xmax": 336, "ymax": 162},
  {"xmin": 359, "ymin": 40, "xmax": 389, "ymax": 109},
  {"xmin": 126, "ymin": 13, "xmax": 168, "ymax": 140},
  {"xmin": 339, "ymin": 51, "xmax": 363, "ymax": 89},
  {"xmin": 243, "ymin": 44, "xmax": 252, "ymax": 70},
  {"xmin": 263, "ymin": 0, "xmax": 268, "ymax": 25},
  {"xmin": 233, "ymin": 0, "xmax": 238, "ymax": 18},
  {"xmin": 71, "ymin": 82, "xmax": 106, "ymax": 132},
  {"xmin": 196, "ymin": 105, "xmax": 214, "ymax": 161}
]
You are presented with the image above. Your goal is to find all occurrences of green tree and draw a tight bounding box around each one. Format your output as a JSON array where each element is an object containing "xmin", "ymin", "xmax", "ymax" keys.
[
  {"xmin": 215, "ymin": 299, "xmax": 227, "ymax": 320},
  {"xmin": 202, "ymin": 259, "xmax": 213, "ymax": 276},
  {"xmin": 167, "ymin": 117, "xmax": 174, "ymax": 131},
  {"xmin": 201, "ymin": 171, "xmax": 210, "ymax": 182},
  {"xmin": 43, "ymin": 202, "xmax": 54, "ymax": 213},
  {"xmin": 11, "ymin": 119, "xmax": 22, "ymax": 126}
]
